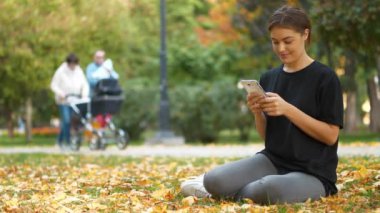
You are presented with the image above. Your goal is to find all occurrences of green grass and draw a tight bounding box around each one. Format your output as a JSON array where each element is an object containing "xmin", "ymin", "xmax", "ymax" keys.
[
  {"xmin": 0, "ymin": 135, "xmax": 145, "ymax": 147},
  {"xmin": 187, "ymin": 129, "xmax": 380, "ymax": 144},
  {"xmin": 0, "ymin": 129, "xmax": 378, "ymax": 147},
  {"xmin": 339, "ymin": 131, "xmax": 380, "ymax": 143},
  {"xmin": 0, "ymin": 135, "xmax": 56, "ymax": 147},
  {"xmin": 0, "ymin": 153, "xmax": 137, "ymax": 167}
]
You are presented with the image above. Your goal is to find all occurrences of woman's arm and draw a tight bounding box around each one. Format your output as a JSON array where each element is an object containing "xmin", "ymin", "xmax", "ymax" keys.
[
  {"xmin": 254, "ymin": 112, "xmax": 266, "ymax": 140},
  {"xmin": 261, "ymin": 92, "xmax": 339, "ymax": 146},
  {"xmin": 50, "ymin": 65, "xmax": 65, "ymax": 98}
]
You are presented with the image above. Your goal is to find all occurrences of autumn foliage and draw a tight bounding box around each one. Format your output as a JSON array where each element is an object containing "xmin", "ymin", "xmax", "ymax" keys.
[
  {"xmin": 0, "ymin": 155, "xmax": 379, "ymax": 212},
  {"xmin": 195, "ymin": 0, "xmax": 246, "ymax": 46}
]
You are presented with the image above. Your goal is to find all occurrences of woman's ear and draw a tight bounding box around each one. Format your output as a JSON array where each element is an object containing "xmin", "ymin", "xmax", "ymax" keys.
[{"xmin": 303, "ymin": 29, "xmax": 310, "ymax": 41}]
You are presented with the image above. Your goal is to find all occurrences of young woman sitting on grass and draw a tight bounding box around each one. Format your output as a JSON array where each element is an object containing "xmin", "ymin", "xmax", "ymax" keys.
[{"xmin": 180, "ymin": 5, "xmax": 344, "ymax": 205}]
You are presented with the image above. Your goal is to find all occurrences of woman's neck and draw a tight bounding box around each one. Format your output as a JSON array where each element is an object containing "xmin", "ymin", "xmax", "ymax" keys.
[{"xmin": 283, "ymin": 54, "xmax": 314, "ymax": 73}]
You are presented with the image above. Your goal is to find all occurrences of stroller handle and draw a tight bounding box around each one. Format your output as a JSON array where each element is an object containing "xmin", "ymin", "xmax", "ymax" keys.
[{"xmin": 68, "ymin": 96, "xmax": 90, "ymax": 115}]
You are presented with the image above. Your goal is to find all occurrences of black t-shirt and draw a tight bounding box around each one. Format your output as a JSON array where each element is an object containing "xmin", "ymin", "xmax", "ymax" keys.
[{"xmin": 258, "ymin": 61, "xmax": 344, "ymax": 196}]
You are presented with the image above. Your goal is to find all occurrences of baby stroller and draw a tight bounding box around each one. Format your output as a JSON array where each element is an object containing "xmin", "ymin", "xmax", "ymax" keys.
[{"xmin": 69, "ymin": 78, "xmax": 129, "ymax": 150}]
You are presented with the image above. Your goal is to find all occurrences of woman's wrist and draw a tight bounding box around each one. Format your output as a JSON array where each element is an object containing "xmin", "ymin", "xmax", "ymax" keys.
[
  {"xmin": 284, "ymin": 102, "xmax": 296, "ymax": 118},
  {"xmin": 254, "ymin": 111, "xmax": 265, "ymax": 118}
]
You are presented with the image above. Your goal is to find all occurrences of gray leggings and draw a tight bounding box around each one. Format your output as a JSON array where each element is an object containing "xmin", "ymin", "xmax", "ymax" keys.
[{"xmin": 203, "ymin": 154, "xmax": 325, "ymax": 205}]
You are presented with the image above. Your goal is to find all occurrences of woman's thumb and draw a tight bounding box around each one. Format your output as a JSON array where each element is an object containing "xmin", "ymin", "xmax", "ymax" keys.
[{"xmin": 265, "ymin": 92, "xmax": 277, "ymax": 97}]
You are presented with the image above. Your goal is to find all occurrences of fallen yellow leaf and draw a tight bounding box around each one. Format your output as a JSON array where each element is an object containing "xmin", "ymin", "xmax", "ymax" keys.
[
  {"xmin": 151, "ymin": 187, "xmax": 171, "ymax": 200},
  {"xmin": 53, "ymin": 192, "xmax": 67, "ymax": 202},
  {"xmin": 0, "ymin": 168, "xmax": 7, "ymax": 177},
  {"xmin": 87, "ymin": 202, "xmax": 108, "ymax": 210},
  {"xmin": 5, "ymin": 198, "xmax": 19, "ymax": 207},
  {"xmin": 182, "ymin": 196, "xmax": 196, "ymax": 206}
]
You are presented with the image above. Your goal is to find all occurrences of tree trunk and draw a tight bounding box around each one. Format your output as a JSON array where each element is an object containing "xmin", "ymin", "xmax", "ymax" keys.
[
  {"xmin": 5, "ymin": 108, "xmax": 14, "ymax": 137},
  {"xmin": 343, "ymin": 51, "xmax": 359, "ymax": 132},
  {"xmin": 368, "ymin": 56, "xmax": 380, "ymax": 132},
  {"xmin": 367, "ymin": 78, "xmax": 380, "ymax": 132},
  {"xmin": 344, "ymin": 92, "xmax": 359, "ymax": 132},
  {"xmin": 326, "ymin": 41, "xmax": 335, "ymax": 69},
  {"xmin": 376, "ymin": 55, "xmax": 380, "ymax": 87},
  {"xmin": 25, "ymin": 97, "xmax": 33, "ymax": 142}
]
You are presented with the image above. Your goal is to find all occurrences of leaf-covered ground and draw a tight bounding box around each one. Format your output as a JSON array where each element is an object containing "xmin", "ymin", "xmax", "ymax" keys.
[{"xmin": 0, "ymin": 154, "xmax": 379, "ymax": 212}]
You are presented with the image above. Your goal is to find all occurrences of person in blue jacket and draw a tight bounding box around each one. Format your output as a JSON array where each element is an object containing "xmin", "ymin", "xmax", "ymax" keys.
[{"xmin": 86, "ymin": 50, "xmax": 118, "ymax": 96}]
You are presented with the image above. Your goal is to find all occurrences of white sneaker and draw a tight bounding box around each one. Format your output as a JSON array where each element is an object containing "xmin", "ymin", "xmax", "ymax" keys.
[{"xmin": 180, "ymin": 174, "xmax": 211, "ymax": 198}]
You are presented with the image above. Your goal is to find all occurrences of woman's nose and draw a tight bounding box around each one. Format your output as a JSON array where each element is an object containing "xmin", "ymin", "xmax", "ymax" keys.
[{"xmin": 278, "ymin": 43, "xmax": 285, "ymax": 52}]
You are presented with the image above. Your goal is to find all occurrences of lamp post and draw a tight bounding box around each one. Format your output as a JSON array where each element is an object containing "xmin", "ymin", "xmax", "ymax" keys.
[
  {"xmin": 158, "ymin": 0, "xmax": 171, "ymax": 137},
  {"xmin": 148, "ymin": 0, "xmax": 184, "ymax": 144}
]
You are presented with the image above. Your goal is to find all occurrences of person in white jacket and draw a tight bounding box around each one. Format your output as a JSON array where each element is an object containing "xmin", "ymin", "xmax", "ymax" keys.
[{"xmin": 51, "ymin": 53, "xmax": 89, "ymax": 150}]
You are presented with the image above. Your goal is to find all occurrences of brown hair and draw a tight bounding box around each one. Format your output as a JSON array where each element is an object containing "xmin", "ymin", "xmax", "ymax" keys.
[
  {"xmin": 66, "ymin": 53, "xmax": 79, "ymax": 64},
  {"xmin": 268, "ymin": 5, "xmax": 311, "ymax": 44}
]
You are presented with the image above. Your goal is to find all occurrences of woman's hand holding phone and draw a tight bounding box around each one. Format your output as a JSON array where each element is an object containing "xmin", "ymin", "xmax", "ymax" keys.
[
  {"xmin": 247, "ymin": 92, "xmax": 266, "ymax": 114},
  {"xmin": 260, "ymin": 92, "xmax": 291, "ymax": 116},
  {"xmin": 240, "ymin": 80, "xmax": 267, "ymax": 115},
  {"xmin": 240, "ymin": 80, "xmax": 267, "ymax": 139},
  {"xmin": 247, "ymin": 92, "xmax": 291, "ymax": 116}
]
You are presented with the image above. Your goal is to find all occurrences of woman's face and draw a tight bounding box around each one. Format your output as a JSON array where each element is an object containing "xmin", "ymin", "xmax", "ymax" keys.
[
  {"xmin": 68, "ymin": 63, "xmax": 76, "ymax": 71},
  {"xmin": 270, "ymin": 26, "xmax": 308, "ymax": 65}
]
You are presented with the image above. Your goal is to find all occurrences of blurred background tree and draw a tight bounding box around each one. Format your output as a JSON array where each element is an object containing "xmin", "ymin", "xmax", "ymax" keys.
[
  {"xmin": 310, "ymin": 0, "xmax": 380, "ymax": 132},
  {"xmin": 1, "ymin": 0, "xmax": 379, "ymax": 143}
]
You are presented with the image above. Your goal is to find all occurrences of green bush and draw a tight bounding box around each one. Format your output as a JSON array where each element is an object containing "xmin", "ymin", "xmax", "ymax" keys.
[
  {"xmin": 115, "ymin": 85, "xmax": 158, "ymax": 140},
  {"xmin": 170, "ymin": 85, "xmax": 216, "ymax": 142},
  {"xmin": 116, "ymin": 79, "xmax": 254, "ymax": 143},
  {"xmin": 170, "ymin": 80, "xmax": 253, "ymax": 143},
  {"xmin": 33, "ymin": 89, "xmax": 57, "ymax": 126}
]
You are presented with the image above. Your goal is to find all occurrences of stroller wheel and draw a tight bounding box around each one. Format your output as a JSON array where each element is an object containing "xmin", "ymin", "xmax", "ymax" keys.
[
  {"xmin": 99, "ymin": 139, "xmax": 107, "ymax": 150},
  {"xmin": 70, "ymin": 132, "xmax": 81, "ymax": 151},
  {"xmin": 89, "ymin": 134, "xmax": 100, "ymax": 150},
  {"xmin": 116, "ymin": 129, "xmax": 129, "ymax": 150}
]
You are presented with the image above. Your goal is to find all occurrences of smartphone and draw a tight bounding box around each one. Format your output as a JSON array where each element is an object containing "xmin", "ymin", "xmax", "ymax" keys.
[{"xmin": 240, "ymin": 80, "xmax": 266, "ymax": 96}]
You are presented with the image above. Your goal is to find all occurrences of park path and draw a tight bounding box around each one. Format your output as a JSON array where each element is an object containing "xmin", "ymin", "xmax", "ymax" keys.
[{"xmin": 0, "ymin": 143, "xmax": 379, "ymax": 157}]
